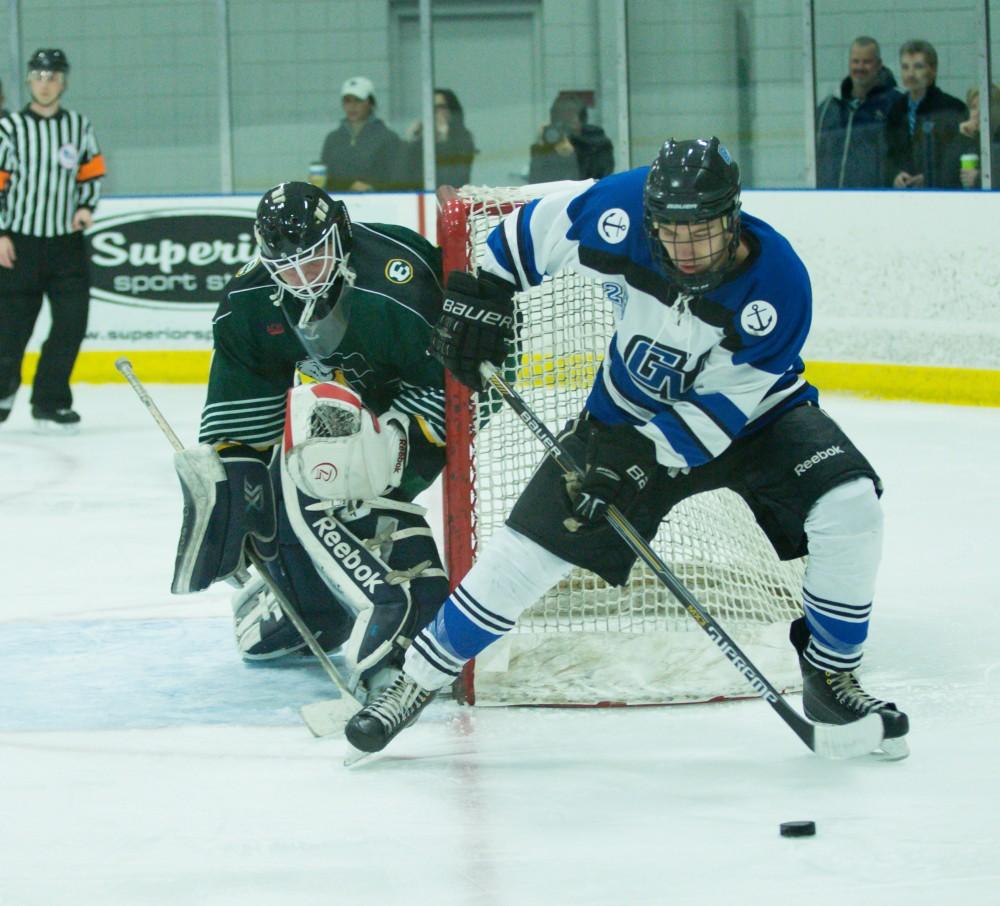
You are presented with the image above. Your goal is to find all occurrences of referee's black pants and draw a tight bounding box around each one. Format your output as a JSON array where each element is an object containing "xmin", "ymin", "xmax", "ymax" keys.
[{"xmin": 0, "ymin": 232, "xmax": 90, "ymax": 411}]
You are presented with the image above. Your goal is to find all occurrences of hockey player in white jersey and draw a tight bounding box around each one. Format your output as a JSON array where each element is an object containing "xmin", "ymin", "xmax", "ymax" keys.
[{"xmin": 346, "ymin": 137, "xmax": 910, "ymax": 754}]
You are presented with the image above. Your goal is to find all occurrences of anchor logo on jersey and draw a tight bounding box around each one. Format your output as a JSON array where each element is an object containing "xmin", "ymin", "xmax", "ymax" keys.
[
  {"xmin": 624, "ymin": 336, "xmax": 710, "ymax": 401},
  {"xmin": 598, "ymin": 208, "xmax": 630, "ymax": 244},
  {"xmin": 740, "ymin": 300, "xmax": 778, "ymax": 337}
]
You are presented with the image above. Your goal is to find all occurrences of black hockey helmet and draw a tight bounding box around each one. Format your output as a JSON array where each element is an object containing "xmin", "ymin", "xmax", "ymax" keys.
[
  {"xmin": 27, "ymin": 48, "xmax": 70, "ymax": 74},
  {"xmin": 643, "ymin": 137, "xmax": 742, "ymax": 293},
  {"xmin": 254, "ymin": 181, "xmax": 355, "ymax": 337}
]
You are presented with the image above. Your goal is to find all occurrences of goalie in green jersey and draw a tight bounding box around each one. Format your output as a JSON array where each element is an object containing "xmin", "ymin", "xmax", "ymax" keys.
[{"xmin": 170, "ymin": 181, "xmax": 452, "ymax": 699}]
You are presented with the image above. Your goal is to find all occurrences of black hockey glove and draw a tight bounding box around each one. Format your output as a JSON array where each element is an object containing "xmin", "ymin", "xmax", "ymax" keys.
[
  {"xmin": 171, "ymin": 445, "xmax": 278, "ymax": 593},
  {"xmin": 428, "ymin": 270, "xmax": 516, "ymax": 391},
  {"xmin": 563, "ymin": 421, "xmax": 658, "ymax": 532}
]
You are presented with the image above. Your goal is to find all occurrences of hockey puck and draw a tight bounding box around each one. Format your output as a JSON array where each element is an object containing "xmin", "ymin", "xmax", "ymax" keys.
[{"xmin": 780, "ymin": 821, "xmax": 816, "ymax": 837}]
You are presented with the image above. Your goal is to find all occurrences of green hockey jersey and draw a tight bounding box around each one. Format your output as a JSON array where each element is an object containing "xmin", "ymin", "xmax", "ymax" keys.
[{"xmin": 199, "ymin": 221, "xmax": 446, "ymax": 499}]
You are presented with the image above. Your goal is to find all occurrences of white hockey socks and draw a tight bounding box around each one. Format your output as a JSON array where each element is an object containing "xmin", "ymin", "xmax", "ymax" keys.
[
  {"xmin": 802, "ymin": 477, "xmax": 883, "ymax": 672},
  {"xmin": 404, "ymin": 526, "xmax": 574, "ymax": 691}
]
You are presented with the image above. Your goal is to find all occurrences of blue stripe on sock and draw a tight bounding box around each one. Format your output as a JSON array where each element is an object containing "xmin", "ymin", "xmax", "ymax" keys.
[
  {"xmin": 805, "ymin": 607, "xmax": 870, "ymax": 650},
  {"xmin": 427, "ymin": 596, "xmax": 506, "ymax": 661}
]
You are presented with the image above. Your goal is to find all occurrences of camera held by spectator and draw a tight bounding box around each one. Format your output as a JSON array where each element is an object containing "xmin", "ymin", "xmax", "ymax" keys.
[
  {"xmin": 528, "ymin": 92, "xmax": 614, "ymax": 184},
  {"xmin": 541, "ymin": 120, "xmax": 573, "ymax": 149}
]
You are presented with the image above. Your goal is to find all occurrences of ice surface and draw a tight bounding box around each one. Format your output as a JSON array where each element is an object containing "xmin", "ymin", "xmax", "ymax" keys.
[{"xmin": 1, "ymin": 386, "xmax": 998, "ymax": 905}]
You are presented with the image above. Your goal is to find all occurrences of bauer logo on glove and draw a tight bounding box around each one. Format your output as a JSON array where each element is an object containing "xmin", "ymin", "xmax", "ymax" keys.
[{"xmin": 284, "ymin": 382, "xmax": 409, "ymax": 502}]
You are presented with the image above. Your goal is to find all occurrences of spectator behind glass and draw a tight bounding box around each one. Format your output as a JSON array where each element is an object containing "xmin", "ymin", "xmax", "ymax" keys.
[
  {"xmin": 0, "ymin": 77, "xmax": 9, "ymax": 118},
  {"xmin": 815, "ymin": 36, "xmax": 901, "ymax": 188},
  {"xmin": 404, "ymin": 88, "xmax": 477, "ymax": 189},
  {"xmin": 528, "ymin": 93, "xmax": 614, "ymax": 184},
  {"xmin": 319, "ymin": 76, "xmax": 404, "ymax": 192},
  {"xmin": 957, "ymin": 84, "xmax": 1000, "ymax": 190},
  {"xmin": 886, "ymin": 40, "xmax": 967, "ymax": 189}
]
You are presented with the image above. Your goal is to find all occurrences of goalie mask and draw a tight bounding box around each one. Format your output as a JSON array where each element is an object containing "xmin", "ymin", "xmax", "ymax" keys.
[
  {"xmin": 255, "ymin": 181, "xmax": 356, "ymax": 355},
  {"xmin": 643, "ymin": 137, "xmax": 742, "ymax": 294}
]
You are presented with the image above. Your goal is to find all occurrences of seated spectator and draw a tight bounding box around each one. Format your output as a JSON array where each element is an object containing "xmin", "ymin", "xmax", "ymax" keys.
[
  {"xmin": 886, "ymin": 40, "xmax": 967, "ymax": 189},
  {"xmin": 403, "ymin": 88, "xmax": 477, "ymax": 189},
  {"xmin": 957, "ymin": 84, "xmax": 1000, "ymax": 189},
  {"xmin": 528, "ymin": 93, "xmax": 614, "ymax": 184},
  {"xmin": 815, "ymin": 36, "xmax": 901, "ymax": 188},
  {"xmin": 320, "ymin": 76, "xmax": 404, "ymax": 192},
  {"xmin": 0, "ymin": 78, "xmax": 9, "ymax": 118}
]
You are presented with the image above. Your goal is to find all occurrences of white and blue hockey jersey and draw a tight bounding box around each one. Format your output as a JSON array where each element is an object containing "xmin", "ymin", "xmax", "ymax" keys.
[{"xmin": 480, "ymin": 167, "xmax": 819, "ymax": 470}]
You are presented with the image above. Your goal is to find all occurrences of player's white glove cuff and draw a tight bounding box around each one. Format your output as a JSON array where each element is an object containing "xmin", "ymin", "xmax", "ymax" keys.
[{"xmin": 284, "ymin": 382, "xmax": 409, "ymax": 502}]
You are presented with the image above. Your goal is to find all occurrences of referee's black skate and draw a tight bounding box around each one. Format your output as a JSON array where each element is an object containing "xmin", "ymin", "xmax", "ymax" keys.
[
  {"xmin": 32, "ymin": 406, "xmax": 81, "ymax": 433},
  {"xmin": 790, "ymin": 617, "xmax": 909, "ymax": 754},
  {"xmin": 345, "ymin": 672, "xmax": 435, "ymax": 755}
]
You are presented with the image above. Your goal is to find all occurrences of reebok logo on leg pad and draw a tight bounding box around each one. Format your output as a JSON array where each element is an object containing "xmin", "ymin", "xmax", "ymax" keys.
[{"xmin": 310, "ymin": 515, "xmax": 386, "ymax": 595}]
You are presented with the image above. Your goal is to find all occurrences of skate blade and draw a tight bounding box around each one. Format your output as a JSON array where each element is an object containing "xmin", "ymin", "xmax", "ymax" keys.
[
  {"xmin": 877, "ymin": 736, "xmax": 910, "ymax": 761},
  {"xmin": 33, "ymin": 420, "xmax": 80, "ymax": 435},
  {"xmin": 343, "ymin": 745, "xmax": 377, "ymax": 768}
]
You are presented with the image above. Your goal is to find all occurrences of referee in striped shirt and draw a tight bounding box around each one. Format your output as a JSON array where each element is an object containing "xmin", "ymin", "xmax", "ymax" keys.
[{"xmin": 0, "ymin": 49, "xmax": 105, "ymax": 431}]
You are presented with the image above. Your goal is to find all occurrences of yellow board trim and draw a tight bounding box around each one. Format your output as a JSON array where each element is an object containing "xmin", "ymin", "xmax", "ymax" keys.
[
  {"xmin": 803, "ymin": 362, "xmax": 1000, "ymax": 408},
  {"xmin": 24, "ymin": 350, "xmax": 212, "ymax": 384},
  {"xmin": 20, "ymin": 350, "xmax": 1000, "ymax": 407}
]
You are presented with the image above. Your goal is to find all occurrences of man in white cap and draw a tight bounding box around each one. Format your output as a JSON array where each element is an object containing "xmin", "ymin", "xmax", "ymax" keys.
[{"xmin": 319, "ymin": 76, "xmax": 406, "ymax": 192}]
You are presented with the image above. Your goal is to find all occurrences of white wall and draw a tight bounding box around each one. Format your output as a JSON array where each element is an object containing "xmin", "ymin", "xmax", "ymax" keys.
[
  {"xmin": 743, "ymin": 189, "xmax": 1000, "ymax": 368},
  {"xmin": 41, "ymin": 189, "xmax": 999, "ymax": 372}
]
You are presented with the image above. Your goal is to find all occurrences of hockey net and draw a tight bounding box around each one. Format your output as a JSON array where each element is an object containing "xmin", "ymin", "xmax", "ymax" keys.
[{"xmin": 438, "ymin": 183, "xmax": 805, "ymax": 707}]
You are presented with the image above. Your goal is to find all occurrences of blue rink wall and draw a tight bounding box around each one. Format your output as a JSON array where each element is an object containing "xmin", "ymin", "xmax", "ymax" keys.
[{"xmin": 21, "ymin": 189, "xmax": 1000, "ymax": 407}]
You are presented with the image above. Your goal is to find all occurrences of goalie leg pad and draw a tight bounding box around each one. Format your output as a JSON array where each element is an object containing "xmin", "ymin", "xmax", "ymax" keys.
[
  {"xmin": 231, "ymin": 574, "xmax": 307, "ymax": 660},
  {"xmin": 172, "ymin": 446, "xmax": 278, "ymax": 594},
  {"xmin": 230, "ymin": 523, "xmax": 358, "ymax": 660},
  {"xmin": 280, "ymin": 452, "xmax": 448, "ymax": 678}
]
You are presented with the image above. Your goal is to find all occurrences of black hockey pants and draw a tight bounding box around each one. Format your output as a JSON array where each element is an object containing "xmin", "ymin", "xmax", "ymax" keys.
[{"xmin": 0, "ymin": 232, "xmax": 90, "ymax": 411}]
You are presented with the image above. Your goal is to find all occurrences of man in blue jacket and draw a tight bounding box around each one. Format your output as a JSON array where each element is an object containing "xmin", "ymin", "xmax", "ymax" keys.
[{"xmin": 816, "ymin": 37, "xmax": 901, "ymax": 188}]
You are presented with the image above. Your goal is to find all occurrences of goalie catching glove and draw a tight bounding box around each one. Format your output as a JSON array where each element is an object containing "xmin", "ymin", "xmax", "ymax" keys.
[
  {"xmin": 563, "ymin": 420, "xmax": 659, "ymax": 532},
  {"xmin": 428, "ymin": 270, "xmax": 516, "ymax": 390},
  {"xmin": 283, "ymin": 382, "xmax": 409, "ymax": 503},
  {"xmin": 172, "ymin": 445, "xmax": 277, "ymax": 593}
]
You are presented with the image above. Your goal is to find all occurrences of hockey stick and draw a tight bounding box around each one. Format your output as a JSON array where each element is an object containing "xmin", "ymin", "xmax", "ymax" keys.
[
  {"xmin": 115, "ymin": 357, "xmax": 362, "ymax": 736},
  {"xmin": 480, "ymin": 363, "xmax": 886, "ymax": 759}
]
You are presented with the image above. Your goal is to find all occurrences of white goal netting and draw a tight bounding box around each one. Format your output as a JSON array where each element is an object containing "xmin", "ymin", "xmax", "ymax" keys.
[{"xmin": 439, "ymin": 184, "xmax": 804, "ymax": 706}]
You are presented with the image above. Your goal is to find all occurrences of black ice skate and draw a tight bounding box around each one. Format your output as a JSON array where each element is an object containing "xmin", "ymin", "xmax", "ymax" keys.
[
  {"xmin": 32, "ymin": 407, "xmax": 81, "ymax": 433},
  {"xmin": 345, "ymin": 671, "xmax": 435, "ymax": 756},
  {"xmin": 790, "ymin": 617, "xmax": 909, "ymax": 754}
]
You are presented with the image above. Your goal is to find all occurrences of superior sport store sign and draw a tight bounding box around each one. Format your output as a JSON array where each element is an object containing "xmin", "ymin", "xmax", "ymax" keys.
[{"xmin": 88, "ymin": 206, "xmax": 258, "ymax": 306}]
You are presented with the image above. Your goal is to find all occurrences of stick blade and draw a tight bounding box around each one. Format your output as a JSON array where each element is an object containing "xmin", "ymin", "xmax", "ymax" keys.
[
  {"xmin": 810, "ymin": 711, "xmax": 885, "ymax": 759},
  {"xmin": 300, "ymin": 696, "xmax": 362, "ymax": 738}
]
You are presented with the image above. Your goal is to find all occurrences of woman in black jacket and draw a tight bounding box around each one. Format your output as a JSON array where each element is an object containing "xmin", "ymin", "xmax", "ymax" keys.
[{"xmin": 404, "ymin": 88, "xmax": 477, "ymax": 189}]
